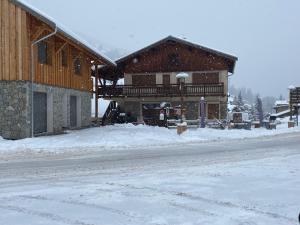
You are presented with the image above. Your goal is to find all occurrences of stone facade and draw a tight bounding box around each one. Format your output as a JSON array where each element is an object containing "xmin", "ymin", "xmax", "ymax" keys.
[
  {"xmin": 0, "ymin": 81, "xmax": 91, "ymax": 140},
  {"xmin": 0, "ymin": 81, "xmax": 31, "ymax": 139}
]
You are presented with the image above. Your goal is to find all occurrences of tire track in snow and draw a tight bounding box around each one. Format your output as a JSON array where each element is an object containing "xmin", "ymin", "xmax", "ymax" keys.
[
  {"xmin": 0, "ymin": 204, "xmax": 94, "ymax": 225},
  {"xmin": 15, "ymin": 195, "xmax": 164, "ymax": 225},
  {"xmin": 106, "ymin": 182, "xmax": 295, "ymax": 223}
]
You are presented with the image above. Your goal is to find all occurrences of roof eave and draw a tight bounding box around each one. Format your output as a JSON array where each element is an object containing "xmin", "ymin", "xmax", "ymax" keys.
[{"xmin": 10, "ymin": 0, "xmax": 116, "ymax": 67}]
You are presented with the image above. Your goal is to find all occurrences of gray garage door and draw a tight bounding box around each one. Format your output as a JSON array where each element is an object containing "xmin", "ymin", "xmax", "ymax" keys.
[
  {"xmin": 70, "ymin": 96, "xmax": 77, "ymax": 128},
  {"xmin": 33, "ymin": 92, "xmax": 47, "ymax": 135}
]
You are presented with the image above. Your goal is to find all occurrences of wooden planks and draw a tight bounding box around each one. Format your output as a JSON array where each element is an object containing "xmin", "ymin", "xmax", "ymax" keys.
[
  {"xmin": 1, "ymin": 0, "xmax": 102, "ymax": 92},
  {"xmin": 0, "ymin": 0, "xmax": 29, "ymax": 81}
]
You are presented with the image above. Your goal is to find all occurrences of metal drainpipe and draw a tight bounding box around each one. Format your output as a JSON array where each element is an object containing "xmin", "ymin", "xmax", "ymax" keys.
[{"xmin": 30, "ymin": 26, "xmax": 58, "ymax": 138}]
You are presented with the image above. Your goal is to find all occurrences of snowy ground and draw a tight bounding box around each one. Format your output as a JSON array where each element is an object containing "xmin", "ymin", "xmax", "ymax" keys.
[
  {"xmin": 0, "ymin": 133, "xmax": 299, "ymax": 225},
  {"xmin": 0, "ymin": 118, "xmax": 300, "ymax": 154}
]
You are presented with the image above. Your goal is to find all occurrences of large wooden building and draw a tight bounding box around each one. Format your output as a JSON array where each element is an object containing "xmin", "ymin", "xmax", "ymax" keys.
[
  {"xmin": 98, "ymin": 36, "xmax": 238, "ymax": 124},
  {"xmin": 0, "ymin": 0, "xmax": 114, "ymax": 139}
]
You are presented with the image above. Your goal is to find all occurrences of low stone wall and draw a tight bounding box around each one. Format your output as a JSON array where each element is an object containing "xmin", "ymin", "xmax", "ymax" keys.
[{"xmin": 0, "ymin": 81, "xmax": 91, "ymax": 140}]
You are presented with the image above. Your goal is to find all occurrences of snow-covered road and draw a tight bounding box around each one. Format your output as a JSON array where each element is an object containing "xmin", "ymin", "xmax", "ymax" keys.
[{"xmin": 0, "ymin": 132, "xmax": 300, "ymax": 225}]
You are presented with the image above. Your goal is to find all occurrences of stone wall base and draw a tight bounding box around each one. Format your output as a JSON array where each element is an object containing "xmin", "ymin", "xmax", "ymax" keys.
[{"xmin": 0, "ymin": 81, "xmax": 91, "ymax": 140}]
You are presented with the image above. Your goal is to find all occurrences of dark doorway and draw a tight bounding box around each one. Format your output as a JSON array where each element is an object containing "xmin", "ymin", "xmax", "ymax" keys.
[
  {"xmin": 33, "ymin": 92, "xmax": 47, "ymax": 135},
  {"xmin": 70, "ymin": 96, "xmax": 77, "ymax": 128},
  {"xmin": 208, "ymin": 104, "xmax": 220, "ymax": 120}
]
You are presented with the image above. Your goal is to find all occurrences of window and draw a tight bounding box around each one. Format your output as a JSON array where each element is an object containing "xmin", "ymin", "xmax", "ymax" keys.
[
  {"xmin": 168, "ymin": 53, "xmax": 180, "ymax": 67},
  {"xmin": 37, "ymin": 41, "xmax": 48, "ymax": 64},
  {"xmin": 192, "ymin": 72, "xmax": 219, "ymax": 84},
  {"xmin": 61, "ymin": 48, "xmax": 68, "ymax": 67},
  {"xmin": 132, "ymin": 74, "xmax": 156, "ymax": 86},
  {"xmin": 74, "ymin": 57, "xmax": 82, "ymax": 75}
]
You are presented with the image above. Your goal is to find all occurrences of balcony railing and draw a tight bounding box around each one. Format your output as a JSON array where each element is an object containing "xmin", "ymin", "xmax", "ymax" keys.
[{"xmin": 99, "ymin": 83, "xmax": 225, "ymax": 98}]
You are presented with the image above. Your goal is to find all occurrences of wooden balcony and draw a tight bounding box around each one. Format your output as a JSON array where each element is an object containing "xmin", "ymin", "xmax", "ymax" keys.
[{"xmin": 99, "ymin": 83, "xmax": 225, "ymax": 98}]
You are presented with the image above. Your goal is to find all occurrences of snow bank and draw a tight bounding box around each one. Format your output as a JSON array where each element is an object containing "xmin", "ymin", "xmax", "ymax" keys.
[{"xmin": 0, "ymin": 119, "xmax": 300, "ymax": 154}]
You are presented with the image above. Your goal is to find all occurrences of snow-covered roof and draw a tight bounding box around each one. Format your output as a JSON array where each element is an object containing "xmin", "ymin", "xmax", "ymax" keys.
[
  {"xmin": 271, "ymin": 109, "xmax": 290, "ymax": 117},
  {"xmin": 11, "ymin": 0, "xmax": 116, "ymax": 66},
  {"xmin": 274, "ymin": 100, "xmax": 289, "ymax": 106},
  {"xmin": 288, "ymin": 85, "xmax": 296, "ymax": 90},
  {"xmin": 176, "ymin": 72, "xmax": 189, "ymax": 79}
]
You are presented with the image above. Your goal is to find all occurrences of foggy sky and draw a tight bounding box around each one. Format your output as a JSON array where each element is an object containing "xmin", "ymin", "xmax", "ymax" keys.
[{"xmin": 24, "ymin": 0, "xmax": 300, "ymax": 98}]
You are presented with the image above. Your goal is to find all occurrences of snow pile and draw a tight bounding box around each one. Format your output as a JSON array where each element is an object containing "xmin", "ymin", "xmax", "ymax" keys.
[{"xmin": 0, "ymin": 120, "xmax": 299, "ymax": 153}]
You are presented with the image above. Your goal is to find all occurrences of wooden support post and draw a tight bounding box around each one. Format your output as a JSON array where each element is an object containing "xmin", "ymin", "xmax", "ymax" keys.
[{"xmin": 95, "ymin": 65, "xmax": 99, "ymax": 120}]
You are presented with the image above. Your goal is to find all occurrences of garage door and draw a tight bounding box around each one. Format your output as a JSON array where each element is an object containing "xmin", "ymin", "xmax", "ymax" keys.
[
  {"xmin": 33, "ymin": 92, "xmax": 47, "ymax": 134},
  {"xmin": 70, "ymin": 96, "xmax": 77, "ymax": 128}
]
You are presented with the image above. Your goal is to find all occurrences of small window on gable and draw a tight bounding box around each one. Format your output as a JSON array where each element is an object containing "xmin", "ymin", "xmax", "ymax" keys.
[
  {"xmin": 74, "ymin": 57, "xmax": 82, "ymax": 75},
  {"xmin": 37, "ymin": 41, "xmax": 48, "ymax": 64},
  {"xmin": 168, "ymin": 53, "xmax": 180, "ymax": 67},
  {"xmin": 61, "ymin": 48, "xmax": 68, "ymax": 67}
]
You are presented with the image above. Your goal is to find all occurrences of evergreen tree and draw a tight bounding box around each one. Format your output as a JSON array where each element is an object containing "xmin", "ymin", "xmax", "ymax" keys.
[
  {"xmin": 249, "ymin": 104, "xmax": 256, "ymax": 120},
  {"xmin": 278, "ymin": 94, "xmax": 284, "ymax": 101},
  {"xmin": 255, "ymin": 95, "xmax": 264, "ymax": 125},
  {"xmin": 238, "ymin": 91, "xmax": 243, "ymax": 108}
]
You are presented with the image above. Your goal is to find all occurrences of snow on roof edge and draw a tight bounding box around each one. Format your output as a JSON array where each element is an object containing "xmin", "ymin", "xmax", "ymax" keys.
[{"xmin": 12, "ymin": 0, "xmax": 116, "ymax": 66}]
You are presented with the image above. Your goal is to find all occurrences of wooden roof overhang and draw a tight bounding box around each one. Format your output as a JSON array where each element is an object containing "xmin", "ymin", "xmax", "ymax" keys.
[
  {"xmin": 92, "ymin": 65, "xmax": 123, "ymax": 81},
  {"xmin": 11, "ymin": 0, "xmax": 116, "ymax": 67}
]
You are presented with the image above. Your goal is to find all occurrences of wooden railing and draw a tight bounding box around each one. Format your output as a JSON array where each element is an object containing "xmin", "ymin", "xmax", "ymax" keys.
[{"xmin": 99, "ymin": 83, "xmax": 225, "ymax": 98}]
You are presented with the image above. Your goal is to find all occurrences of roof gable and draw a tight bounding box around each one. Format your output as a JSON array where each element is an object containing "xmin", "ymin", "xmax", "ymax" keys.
[
  {"xmin": 10, "ymin": 0, "xmax": 115, "ymax": 66},
  {"xmin": 117, "ymin": 36, "xmax": 238, "ymax": 73}
]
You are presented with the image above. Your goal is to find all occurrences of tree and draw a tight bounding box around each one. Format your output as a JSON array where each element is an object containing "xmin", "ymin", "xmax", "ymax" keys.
[
  {"xmin": 238, "ymin": 91, "xmax": 243, "ymax": 108},
  {"xmin": 255, "ymin": 95, "xmax": 264, "ymax": 125},
  {"xmin": 278, "ymin": 94, "xmax": 284, "ymax": 101}
]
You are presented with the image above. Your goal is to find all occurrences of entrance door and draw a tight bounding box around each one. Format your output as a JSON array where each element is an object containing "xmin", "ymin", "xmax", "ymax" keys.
[
  {"xmin": 33, "ymin": 92, "xmax": 47, "ymax": 134},
  {"xmin": 70, "ymin": 96, "xmax": 77, "ymax": 128},
  {"xmin": 208, "ymin": 104, "xmax": 220, "ymax": 120}
]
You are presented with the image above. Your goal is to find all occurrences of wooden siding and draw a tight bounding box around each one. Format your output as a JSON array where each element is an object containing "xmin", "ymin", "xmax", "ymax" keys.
[
  {"xmin": 0, "ymin": 0, "xmax": 99, "ymax": 92},
  {"xmin": 119, "ymin": 41, "xmax": 231, "ymax": 74},
  {"xmin": 0, "ymin": 0, "xmax": 30, "ymax": 81}
]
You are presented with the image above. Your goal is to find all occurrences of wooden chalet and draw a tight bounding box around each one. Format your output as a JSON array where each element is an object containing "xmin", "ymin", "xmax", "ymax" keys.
[
  {"xmin": 0, "ymin": 0, "xmax": 114, "ymax": 139},
  {"xmin": 97, "ymin": 36, "xmax": 238, "ymax": 125}
]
